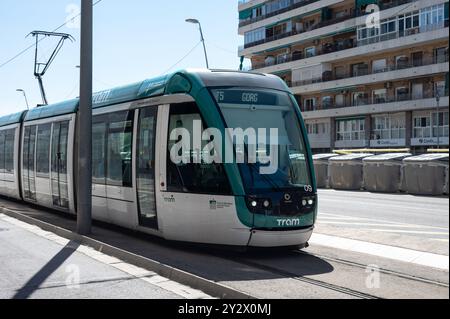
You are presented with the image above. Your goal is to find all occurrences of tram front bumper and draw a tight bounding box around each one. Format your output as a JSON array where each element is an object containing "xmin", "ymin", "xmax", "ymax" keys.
[{"xmin": 248, "ymin": 227, "xmax": 314, "ymax": 248}]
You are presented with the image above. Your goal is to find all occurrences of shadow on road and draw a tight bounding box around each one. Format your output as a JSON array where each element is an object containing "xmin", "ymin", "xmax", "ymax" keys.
[{"xmin": 13, "ymin": 241, "xmax": 80, "ymax": 299}]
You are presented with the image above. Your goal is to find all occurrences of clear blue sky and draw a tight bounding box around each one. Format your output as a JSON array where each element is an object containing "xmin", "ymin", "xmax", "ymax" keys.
[{"xmin": 0, "ymin": 0, "xmax": 245, "ymax": 116}]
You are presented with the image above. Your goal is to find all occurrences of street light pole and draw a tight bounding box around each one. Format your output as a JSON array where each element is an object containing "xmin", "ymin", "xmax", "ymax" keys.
[
  {"xmin": 186, "ymin": 18, "xmax": 209, "ymax": 69},
  {"xmin": 16, "ymin": 89, "xmax": 29, "ymax": 110},
  {"xmin": 77, "ymin": 0, "xmax": 93, "ymax": 235},
  {"xmin": 436, "ymin": 93, "xmax": 440, "ymax": 149}
]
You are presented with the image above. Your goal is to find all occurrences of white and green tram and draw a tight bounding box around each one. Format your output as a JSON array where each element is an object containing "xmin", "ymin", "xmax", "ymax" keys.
[{"xmin": 0, "ymin": 70, "xmax": 317, "ymax": 248}]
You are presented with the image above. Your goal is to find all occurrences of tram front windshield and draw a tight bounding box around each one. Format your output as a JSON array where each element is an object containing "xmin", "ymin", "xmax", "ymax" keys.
[{"xmin": 211, "ymin": 88, "xmax": 311, "ymax": 194}]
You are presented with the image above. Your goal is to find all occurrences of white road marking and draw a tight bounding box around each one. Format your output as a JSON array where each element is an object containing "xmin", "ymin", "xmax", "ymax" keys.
[
  {"xmin": 366, "ymin": 229, "xmax": 449, "ymax": 236},
  {"xmin": 310, "ymin": 233, "xmax": 449, "ymax": 271},
  {"xmin": 0, "ymin": 214, "xmax": 211, "ymax": 299},
  {"xmin": 319, "ymin": 213, "xmax": 449, "ymax": 231},
  {"xmin": 432, "ymin": 238, "xmax": 450, "ymax": 243},
  {"xmin": 318, "ymin": 221, "xmax": 450, "ymax": 231}
]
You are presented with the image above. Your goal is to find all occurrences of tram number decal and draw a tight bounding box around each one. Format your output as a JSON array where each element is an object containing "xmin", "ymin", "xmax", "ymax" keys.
[{"xmin": 304, "ymin": 185, "xmax": 313, "ymax": 192}]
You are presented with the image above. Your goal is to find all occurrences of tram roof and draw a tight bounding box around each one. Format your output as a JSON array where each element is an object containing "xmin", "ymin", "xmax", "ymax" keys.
[
  {"xmin": 20, "ymin": 69, "xmax": 288, "ymax": 122},
  {"xmin": 0, "ymin": 111, "xmax": 27, "ymax": 128}
]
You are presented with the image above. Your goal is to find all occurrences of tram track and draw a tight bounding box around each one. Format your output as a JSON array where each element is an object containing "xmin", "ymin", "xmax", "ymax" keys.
[
  {"xmin": 221, "ymin": 255, "xmax": 382, "ymax": 299},
  {"xmin": 295, "ymin": 250, "xmax": 450, "ymax": 288},
  {"xmin": 210, "ymin": 246, "xmax": 448, "ymax": 299}
]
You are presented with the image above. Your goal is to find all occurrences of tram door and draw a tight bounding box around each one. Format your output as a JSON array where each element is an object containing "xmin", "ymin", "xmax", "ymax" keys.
[
  {"xmin": 136, "ymin": 107, "xmax": 158, "ymax": 229},
  {"xmin": 22, "ymin": 126, "xmax": 37, "ymax": 201},
  {"xmin": 51, "ymin": 121, "xmax": 69, "ymax": 208}
]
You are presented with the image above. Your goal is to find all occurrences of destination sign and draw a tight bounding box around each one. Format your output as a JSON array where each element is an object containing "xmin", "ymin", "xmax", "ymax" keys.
[{"xmin": 212, "ymin": 89, "xmax": 280, "ymax": 106}]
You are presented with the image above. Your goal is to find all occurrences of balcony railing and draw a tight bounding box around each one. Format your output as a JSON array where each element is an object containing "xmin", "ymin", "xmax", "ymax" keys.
[
  {"xmin": 300, "ymin": 92, "xmax": 447, "ymax": 113},
  {"xmin": 250, "ymin": 39, "xmax": 356, "ymax": 69},
  {"xmin": 243, "ymin": 11, "xmax": 355, "ymax": 49},
  {"xmin": 355, "ymin": 0, "xmax": 414, "ymax": 16},
  {"xmin": 249, "ymin": 20, "xmax": 449, "ymax": 70},
  {"xmin": 289, "ymin": 55, "xmax": 449, "ymax": 88},
  {"xmin": 239, "ymin": 0, "xmax": 318, "ymax": 28}
]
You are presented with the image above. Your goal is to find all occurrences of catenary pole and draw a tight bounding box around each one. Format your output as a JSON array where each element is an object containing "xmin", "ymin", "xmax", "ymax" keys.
[{"xmin": 77, "ymin": 0, "xmax": 93, "ymax": 235}]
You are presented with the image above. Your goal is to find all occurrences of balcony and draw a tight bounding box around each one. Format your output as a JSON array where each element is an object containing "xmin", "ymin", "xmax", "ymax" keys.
[
  {"xmin": 239, "ymin": 0, "xmax": 319, "ymax": 28},
  {"xmin": 251, "ymin": 39, "xmax": 355, "ymax": 70},
  {"xmin": 355, "ymin": 0, "xmax": 414, "ymax": 16},
  {"xmin": 249, "ymin": 20, "xmax": 449, "ymax": 71},
  {"xmin": 301, "ymin": 94, "xmax": 449, "ymax": 120},
  {"xmin": 290, "ymin": 55, "xmax": 449, "ymax": 88},
  {"xmin": 243, "ymin": 11, "xmax": 355, "ymax": 49}
]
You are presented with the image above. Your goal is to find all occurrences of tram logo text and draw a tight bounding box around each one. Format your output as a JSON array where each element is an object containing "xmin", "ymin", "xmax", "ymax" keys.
[{"xmin": 277, "ymin": 218, "xmax": 301, "ymax": 227}]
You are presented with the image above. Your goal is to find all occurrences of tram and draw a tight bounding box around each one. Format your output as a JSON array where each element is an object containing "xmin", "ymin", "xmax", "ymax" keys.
[{"xmin": 0, "ymin": 69, "xmax": 317, "ymax": 248}]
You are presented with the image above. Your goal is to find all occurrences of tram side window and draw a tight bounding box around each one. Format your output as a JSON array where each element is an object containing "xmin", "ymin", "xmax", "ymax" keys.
[
  {"xmin": 106, "ymin": 111, "xmax": 134, "ymax": 187},
  {"xmin": 0, "ymin": 131, "xmax": 5, "ymax": 174},
  {"xmin": 0, "ymin": 130, "xmax": 13, "ymax": 174},
  {"xmin": 36, "ymin": 124, "xmax": 51, "ymax": 176},
  {"xmin": 92, "ymin": 121, "xmax": 107, "ymax": 184},
  {"xmin": 4, "ymin": 130, "xmax": 15, "ymax": 173},
  {"xmin": 166, "ymin": 103, "xmax": 231, "ymax": 195}
]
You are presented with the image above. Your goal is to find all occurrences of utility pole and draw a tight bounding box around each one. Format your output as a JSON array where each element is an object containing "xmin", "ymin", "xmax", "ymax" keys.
[
  {"xmin": 186, "ymin": 18, "xmax": 209, "ymax": 69},
  {"xmin": 16, "ymin": 89, "xmax": 29, "ymax": 110},
  {"xmin": 77, "ymin": 0, "xmax": 93, "ymax": 235}
]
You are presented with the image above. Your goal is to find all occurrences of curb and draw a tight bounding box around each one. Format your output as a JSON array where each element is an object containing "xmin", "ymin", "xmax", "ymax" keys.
[{"xmin": 0, "ymin": 207, "xmax": 255, "ymax": 300}]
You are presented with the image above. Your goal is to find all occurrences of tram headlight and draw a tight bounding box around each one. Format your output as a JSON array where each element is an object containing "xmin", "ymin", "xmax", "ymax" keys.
[
  {"xmin": 308, "ymin": 199, "xmax": 314, "ymax": 206},
  {"xmin": 246, "ymin": 197, "xmax": 272, "ymax": 212}
]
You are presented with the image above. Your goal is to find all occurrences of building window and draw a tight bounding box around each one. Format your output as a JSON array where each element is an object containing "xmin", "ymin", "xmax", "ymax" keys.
[
  {"xmin": 322, "ymin": 96, "xmax": 333, "ymax": 109},
  {"xmin": 334, "ymin": 66, "xmax": 347, "ymax": 79},
  {"xmin": 303, "ymin": 98, "xmax": 316, "ymax": 111},
  {"xmin": 372, "ymin": 115, "xmax": 405, "ymax": 140},
  {"xmin": 413, "ymin": 115, "xmax": 431, "ymax": 138},
  {"xmin": 372, "ymin": 89, "xmax": 387, "ymax": 104},
  {"xmin": 398, "ymin": 11, "xmax": 420, "ymax": 36},
  {"xmin": 304, "ymin": 47, "xmax": 316, "ymax": 58},
  {"xmin": 372, "ymin": 59, "xmax": 387, "ymax": 73},
  {"xmin": 306, "ymin": 122, "xmax": 329, "ymax": 135},
  {"xmin": 396, "ymin": 87, "xmax": 410, "ymax": 101},
  {"xmin": 432, "ymin": 111, "xmax": 450, "ymax": 138},
  {"xmin": 335, "ymin": 94, "xmax": 345, "ymax": 107},
  {"xmin": 435, "ymin": 81, "xmax": 446, "ymax": 97},
  {"xmin": 353, "ymin": 92, "xmax": 369, "ymax": 106},
  {"xmin": 395, "ymin": 55, "xmax": 409, "ymax": 69},
  {"xmin": 336, "ymin": 118, "xmax": 365, "ymax": 141},
  {"xmin": 420, "ymin": 4, "xmax": 445, "ymax": 31},
  {"xmin": 434, "ymin": 47, "xmax": 448, "ymax": 64},
  {"xmin": 351, "ymin": 63, "xmax": 369, "ymax": 76},
  {"xmin": 244, "ymin": 27, "xmax": 265, "ymax": 45},
  {"xmin": 413, "ymin": 111, "xmax": 449, "ymax": 139}
]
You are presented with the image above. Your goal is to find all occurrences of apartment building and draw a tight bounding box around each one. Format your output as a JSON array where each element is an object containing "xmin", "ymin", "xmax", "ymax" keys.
[{"xmin": 238, "ymin": 0, "xmax": 449, "ymax": 153}]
